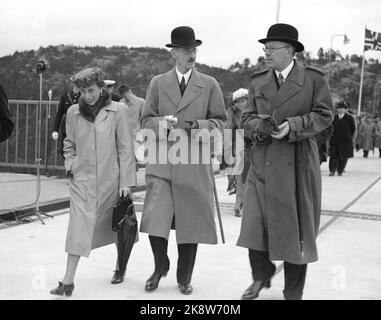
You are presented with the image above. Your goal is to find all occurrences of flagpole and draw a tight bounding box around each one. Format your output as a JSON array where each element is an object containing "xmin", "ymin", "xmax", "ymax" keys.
[{"xmin": 357, "ymin": 26, "xmax": 367, "ymax": 116}]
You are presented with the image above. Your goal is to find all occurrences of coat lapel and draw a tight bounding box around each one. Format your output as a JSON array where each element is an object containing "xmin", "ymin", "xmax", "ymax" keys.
[
  {"xmin": 94, "ymin": 104, "xmax": 117, "ymax": 126},
  {"xmin": 273, "ymin": 62, "xmax": 305, "ymax": 109},
  {"xmin": 163, "ymin": 68, "xmax": 182, "ymax": 108},
  {"xmin": 258, "ymin": 71, "xmax": 279, "ymax": 108},
  {"xmin": 177, "ymin": 69, "xmax": 203, "ymax": 112}
]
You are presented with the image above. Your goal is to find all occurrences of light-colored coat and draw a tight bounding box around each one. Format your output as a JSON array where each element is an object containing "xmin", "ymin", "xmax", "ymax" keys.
[
  {"xmin": 360, "ymin": 120, "xmax": 376, "ymax": 151},
  {"xmin": 64, "ymin": 101, "xmax": 136, "ymax": 257},
  {"xmin": 237, "ymin": 62, "xmax": 333, "ymax": 264},
  {"xmin": 140, "ymin": 68, "xmax": 227, "ymax": 244}
]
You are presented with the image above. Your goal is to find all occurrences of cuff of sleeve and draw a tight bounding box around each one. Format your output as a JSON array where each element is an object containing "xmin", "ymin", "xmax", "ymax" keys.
[
  {"xmin": 286, "ymin": 117, "xmax": 298, "ymax": 142},
  {"xmin": 197, "ymin": 120, "xmax": 209, "ymax": 130}
]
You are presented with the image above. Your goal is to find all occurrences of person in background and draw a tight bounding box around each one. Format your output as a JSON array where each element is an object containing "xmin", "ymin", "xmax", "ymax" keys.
[
  {"xmin": 52, "ymin": 82, "xmax": 81, "ymax": 158},
  {"xmin": 328, "ymin": 101, "xmax": 356, "ymax": 176},
  {"xmin": 360, "ymin": 115, "xmax": 375, "ymax": 158},
  {"xmin": 104, "ymin": 80, "xmax": 121, "ymax": 102},
  {"xmin": 50, "ymin": 68, "xmax": 136, "ymax": 297},
  {"xmin": 374, "ymin": 116, "xmax": 381, "ymax": 158},
  {"xmin": 225, "ymin": 88, "xmax": 248, "ymax": 217},
  {"xmin": 0, "ymin": 84, "xmax": 14, "ymax": 143}
]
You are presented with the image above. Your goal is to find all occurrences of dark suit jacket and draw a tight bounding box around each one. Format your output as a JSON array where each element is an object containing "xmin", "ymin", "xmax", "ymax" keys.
[{"xmin": 0, "ymin": 84, "xmax": 14, "ymax": 143}]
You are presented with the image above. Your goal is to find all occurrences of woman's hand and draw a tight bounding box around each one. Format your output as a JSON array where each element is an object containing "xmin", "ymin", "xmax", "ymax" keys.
[{"xmin": 119, "ymin": 187, "xmax": 132, "ymax": 197}]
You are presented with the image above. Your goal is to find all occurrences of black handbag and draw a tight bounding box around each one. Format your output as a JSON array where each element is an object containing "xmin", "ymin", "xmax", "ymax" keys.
[{"xmin": 112, "ymin": 194, "xmax": 136, "ymax": 232}]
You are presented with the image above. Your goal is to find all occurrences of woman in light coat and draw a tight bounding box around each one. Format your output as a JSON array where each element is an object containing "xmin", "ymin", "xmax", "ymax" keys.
[
  {"xmin": 50, "ymin": 68, "xmax": 136, "ymax": 297},
  {"xmin": 360, "ymin": 116, "xmax": 376, "ymax": 157}
]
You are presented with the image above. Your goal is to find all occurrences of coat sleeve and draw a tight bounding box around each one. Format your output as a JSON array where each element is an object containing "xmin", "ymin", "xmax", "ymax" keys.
[
  {"xmin": 196, "ymin": 78, "xmax": 227, "ymax": 131},
  {"xmin": 63, "ymin": 107, "xmax": 76, "ymax": 172},
  {"xmin": 286, "ymin": 74, "xmax": 333, "ymax": 142},
  {"xmin": 140, "ymin": 77, "xmax": 166, "ymax": 136},
  {"xmin": 116, "ymin": 106, "xmax": 136, "ymax": 188},
  {"xmin": 240, "ymin": 80, "xmax": 264, "ymax": 141},
  {"xmin": 0, "ymin": 85, "xmax": 14, "ymax": 143},
  {"xmin": 53, "ymin": 94, "xmax": 67, "ymax": 132}
]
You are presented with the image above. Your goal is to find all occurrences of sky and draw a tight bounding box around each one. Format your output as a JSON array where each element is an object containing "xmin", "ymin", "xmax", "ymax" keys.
[{"xmin": 0, "ymin": 0, "xmax": 381, "ymax": 69}]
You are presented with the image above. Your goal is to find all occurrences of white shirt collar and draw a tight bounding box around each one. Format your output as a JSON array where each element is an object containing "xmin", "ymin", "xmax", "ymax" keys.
[
  {"xmin": 275, "ymin": 60, "xmax": 294, "ymax": 80},
  {"xmin": 176, "ymin": 67, "xmax": 192, "ymax": 85}
]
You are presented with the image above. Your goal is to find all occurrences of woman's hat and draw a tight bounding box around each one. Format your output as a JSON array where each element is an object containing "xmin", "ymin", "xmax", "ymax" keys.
[
  {"xmin": 166, "ymin": 26, "xmax": 202, "ymax": 48},
  {"xmin": 71, "ymin": 68, "xmax": 105, "ymax": 88},
  {"xmin": 232, "ymin": 88, "xmax": 248, "ymax": 102},
  {"xmin": 104, "ymin": 80, "xmax": 116, "ymax": 88},
  {"xmin": 259, "ymin": 23, "xmax": 304, "ymax": 52}
]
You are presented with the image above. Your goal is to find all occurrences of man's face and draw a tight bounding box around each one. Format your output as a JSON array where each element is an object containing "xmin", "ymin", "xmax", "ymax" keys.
[
  {"xmin": 171, "ymin": 47, "xmax": 197, "ymax": 73},
  {"xmin": 263, "ymin": 41, "xmax": 293, "ymax": 71},
  {"xmin": 337, "ymin": 107, "xmax": 346, "ymax": 115},
  {"xmin": 80, "ymin": 84, "xmax": 102, "ymax": 106}
]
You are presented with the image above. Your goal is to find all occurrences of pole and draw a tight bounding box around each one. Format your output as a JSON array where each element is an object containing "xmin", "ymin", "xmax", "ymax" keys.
[
  {"xmin": 358, "ymin": 51, "xmax": 366, "ymax": 116},
  {"xmin": 328, "ymin": 35, "xmax": 334, "ymax": 83},
  {"xmin": 210, "ymin": 160, "xmax": 225, "ymax": 244},
  {"xmin": 276, "ymin": 0, "xmax": 280, "ymax": 23},
  {"xmin": 358, "ymin": 27, "xmax": 367, "ymax": 116}
]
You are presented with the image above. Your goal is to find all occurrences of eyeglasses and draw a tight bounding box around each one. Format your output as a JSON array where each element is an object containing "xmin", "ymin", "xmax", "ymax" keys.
[
  {"xmin": 178, "ymin": 48, "xmax": 198, "ymax": 55},
  {"xmin": 262, "ymin": 46, "xmax": 290, "ymax": 53}
]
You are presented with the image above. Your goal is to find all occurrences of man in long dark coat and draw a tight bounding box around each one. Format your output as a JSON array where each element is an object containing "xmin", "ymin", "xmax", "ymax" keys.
[
  {"xmin": 237, "ymin": 23, "xmax": 333, "ymax": 300},
  {"xmin": 140, "ymin": 26, "xmax": 227, "ymax": 295},
  {"xmin": 329, "ymin": 101, "xmax": 356, "ymax": 176},
  {"xmin": 0, "ymin": 84, "xmax": 14, "ymax": 143}
]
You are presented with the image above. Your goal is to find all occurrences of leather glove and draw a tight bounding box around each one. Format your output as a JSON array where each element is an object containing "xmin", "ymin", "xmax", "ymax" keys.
[
  {"xmin": 66, "ymin": 170, "xmax": 73, "ymax": 179},
  {"xmin": 184, "ymin": 120, "xmax": 199, "ymax": 135},
  {"xmin": 256, "ymin": 117, "xmax": 277, "ymax": 137}
]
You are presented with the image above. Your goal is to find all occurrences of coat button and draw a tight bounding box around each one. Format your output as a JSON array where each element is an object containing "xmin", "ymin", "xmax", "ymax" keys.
[{"xmin": 265, "ymin": 161, "xmax": 271, "ymax": 166}]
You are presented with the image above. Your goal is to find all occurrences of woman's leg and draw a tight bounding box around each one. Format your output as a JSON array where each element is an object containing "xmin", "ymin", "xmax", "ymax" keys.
[{"xmin": 62, "ymin": 254, "xmax": 81, "ymax": 284}]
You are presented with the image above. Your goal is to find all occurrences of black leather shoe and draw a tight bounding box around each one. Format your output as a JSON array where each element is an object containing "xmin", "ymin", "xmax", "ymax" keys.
[
  {"xmin": 145, "ymin": 271, "xmax": 168, "ymax": 291},
  {"xmin": 241, "ymin": 279, "xmax": 271, "ymax": 300},
  {"xmin": 50, "ymin": 282, "xmax": 75, "ymax": 297},
  {"xmin": 329, "ymin": 172, "xmax": 335, "ymax": 176},
  {"xmin": 111, "ymin": 270, "xmax": 125, "ymax": 284},
  {"xmin": 178, "ymin": 283, "xmax": 193, "ymax": 295}
]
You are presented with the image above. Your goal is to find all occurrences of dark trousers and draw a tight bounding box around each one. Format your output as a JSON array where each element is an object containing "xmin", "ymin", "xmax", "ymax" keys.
[
  {"xmin": 363, "ymin": 150, "xmax": 369, "ymax": 158},
  {"xmin": 249, "ymin": 249, "xmax": 308, "ymax": 300},
  {"xmin": 149, "ymin": 235, "xmax": 197, "ymax": 285},
  {"xmin": 329, "ymin": 145, "xmax": 348, "ymax": 174}
]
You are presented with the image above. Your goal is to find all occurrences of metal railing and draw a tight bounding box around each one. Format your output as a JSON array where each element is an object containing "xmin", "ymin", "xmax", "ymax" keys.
[{"xmin": 0, "ymin": 100, "xmax": 65, "ymax": 171}]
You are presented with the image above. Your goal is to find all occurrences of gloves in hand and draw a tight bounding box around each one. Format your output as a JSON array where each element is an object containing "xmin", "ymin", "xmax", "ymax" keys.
[
  {"xmin": 256, "ymin": 117, "xmax": 277, "ymax": 137},
  {"xmin": 66, "ymin": 170, "xmax": 73, "ymax": 179}
]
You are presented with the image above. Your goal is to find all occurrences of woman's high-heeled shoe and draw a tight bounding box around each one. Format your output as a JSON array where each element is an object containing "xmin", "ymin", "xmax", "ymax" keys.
[
  {"xmin": 145, "ymin": 271, "xmax": 168, "ymax": 291},
  {"xmin": 50, "ymin": 282, "xmax": 75, "ymax": 297}
]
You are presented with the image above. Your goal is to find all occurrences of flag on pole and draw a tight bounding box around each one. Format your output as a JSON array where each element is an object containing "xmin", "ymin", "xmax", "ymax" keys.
[{"xmin": 364, "ymin": 28, "xmax": 381, "ymax": 51}]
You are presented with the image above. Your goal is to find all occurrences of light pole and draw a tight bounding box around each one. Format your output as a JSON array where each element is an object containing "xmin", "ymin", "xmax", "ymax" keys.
[
  {"xmin": 276, "ymin": 0, "xmax": 281, "ymax": 23},
  {"xmin": 328, "ymin": 34, "xmax": 350, "ymax": 83}
]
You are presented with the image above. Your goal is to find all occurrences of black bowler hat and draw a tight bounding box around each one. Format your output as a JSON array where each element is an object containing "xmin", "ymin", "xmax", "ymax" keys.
[
  {"xmin": 166, "ymin": 26, "xmax": 202, "ymax": 48},
  {"xmin": 259, "ymin": 23, "xmax": 304, "ymax": 52},
  {"xmin": 336, "ymin": 101, "xmax": 349, "ymax": 109}
]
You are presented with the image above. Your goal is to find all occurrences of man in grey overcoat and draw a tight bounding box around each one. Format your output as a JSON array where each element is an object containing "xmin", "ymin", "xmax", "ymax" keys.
[
  {"xmin": 140, "ymin": 26, "xmax": 227, "ymax": 295},
  {"xmin": 237, "ymin": 23, "xmax": 333, "ymax": 300}
]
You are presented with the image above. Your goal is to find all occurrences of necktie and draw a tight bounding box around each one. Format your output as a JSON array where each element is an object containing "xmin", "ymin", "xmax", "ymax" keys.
[
  {"xmin": 180, "ymin": 76, "xmax": 186, "ymax": 96},
  {"xmin": 278, "ymin": 73, "xmax": 284, "ymax": 87}
]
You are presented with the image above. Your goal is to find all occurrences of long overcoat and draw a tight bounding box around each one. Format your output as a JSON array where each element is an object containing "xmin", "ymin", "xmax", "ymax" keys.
[
  {"xmin": 140, "ymin": 68, "xmax": 227, "ymax": 244},
  {"xmin": 360, "ymin": 121, "xmax": 375, "ymax": 151},
  {"xmin": 237, "ymin": 62, "xmax": 333, "ymax": 264},
  {"xmin": 330, "ymin": 113, "xmax": 356, "ymax": 159},
  {"xmin": 64, "ymin": 101, "xmax": 136, "ymax": 257}
]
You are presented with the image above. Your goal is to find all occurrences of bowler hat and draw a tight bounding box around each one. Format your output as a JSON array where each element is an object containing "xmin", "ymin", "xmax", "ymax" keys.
[
  {"xmin": 259, "ymin": 23, "xmax": 304, "ymax": 52},
  {"xmin": 166, "ymin": 26, "xmax": 202, "ymax": 48},
  {"xmin": 336, "ymin": 101, "xmax": 349, "ymax": 109}
]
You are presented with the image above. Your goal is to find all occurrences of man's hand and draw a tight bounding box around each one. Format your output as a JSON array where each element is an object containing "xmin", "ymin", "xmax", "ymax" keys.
[
  {"xmin": 52, "ymin": 131, "xmax": 59, "ymax": 141},
  {"xmin": 184, "ymin": 120, "xmax": 199, "ymax": 135},
  {"xmin": 119, "ymin": 187, "xmax": 132, "ymax": 197},
  {"xmin": 271, "ymin": 121, "xmax": 290, "ymax": 139},
  {"xmin": 163, "ymin": 115, "xmax": 178, "ymax": 131}
]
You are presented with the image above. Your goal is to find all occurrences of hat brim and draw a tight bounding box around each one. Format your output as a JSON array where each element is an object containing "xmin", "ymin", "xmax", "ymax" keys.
[
  {"xmin": 258, "ymin": 37, "xmax": 304, "ymax": 52},
  {"xmin": 166, "ymin": 40, "xmax": 202, "ymax": 48}
]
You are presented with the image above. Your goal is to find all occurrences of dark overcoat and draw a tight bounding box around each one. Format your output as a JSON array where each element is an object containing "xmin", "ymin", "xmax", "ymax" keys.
[
  {"xmin": 237, "ymin": 61, "xmax": 333, "ymax": 264},
  {"xmin": 330, "ymin": 113, "xmax": 356, "ymax": 159}
]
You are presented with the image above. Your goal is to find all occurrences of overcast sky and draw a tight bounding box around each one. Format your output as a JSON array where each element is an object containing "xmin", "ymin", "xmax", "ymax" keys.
[{"xmin": 1, "ymin": 0, "xmax": 381, "ymax": 68}]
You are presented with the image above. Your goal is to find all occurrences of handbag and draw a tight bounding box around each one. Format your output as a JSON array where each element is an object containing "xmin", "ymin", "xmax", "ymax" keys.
[{"xmin": 112, "ymin": 193, "xmax": 136, "ymax": 232}]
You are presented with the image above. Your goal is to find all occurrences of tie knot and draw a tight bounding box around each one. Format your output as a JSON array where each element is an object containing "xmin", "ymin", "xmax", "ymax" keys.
[{"xmin": 278, "ymin": 73, "xmax": 284, "ymax": 81}]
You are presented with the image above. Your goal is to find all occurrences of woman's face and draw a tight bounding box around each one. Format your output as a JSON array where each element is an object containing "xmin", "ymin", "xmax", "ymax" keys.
[
  {"xmin": 233, "ymin": 98, "xmax": 247, "ymax": 111},
  {"xmin": 80, "ymin": 84, "xmax": 102, "ymax": 106}
]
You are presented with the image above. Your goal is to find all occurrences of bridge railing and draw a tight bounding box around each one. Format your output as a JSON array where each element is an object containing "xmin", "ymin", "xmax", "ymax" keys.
[{"xmin": 0, "ymin": 100, "xmax": 65, "ymax": 172}]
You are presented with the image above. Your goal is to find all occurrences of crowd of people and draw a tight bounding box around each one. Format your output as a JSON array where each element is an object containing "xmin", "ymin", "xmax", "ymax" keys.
[{"xmin": 0, "ymin": 22, "xmax": 377, "ymax": 300}]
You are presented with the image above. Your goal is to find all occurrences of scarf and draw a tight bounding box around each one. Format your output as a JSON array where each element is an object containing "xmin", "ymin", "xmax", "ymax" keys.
[{"xmin": 78, "ymin": 90, "xmax": 111, "ymax": 122}]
